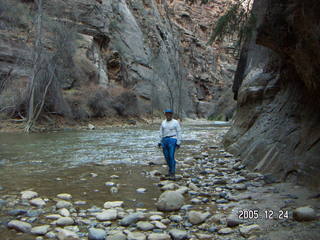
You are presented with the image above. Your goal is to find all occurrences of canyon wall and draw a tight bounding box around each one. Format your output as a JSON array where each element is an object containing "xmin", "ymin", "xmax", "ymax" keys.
[{"xmin": 224, "ymin": 0, "xmax": 320, "ymax": 189}]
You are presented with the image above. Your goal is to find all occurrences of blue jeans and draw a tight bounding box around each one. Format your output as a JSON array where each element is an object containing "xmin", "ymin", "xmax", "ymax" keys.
[{"xmin": 161, "ymin": 137, "xmax": 177, "ymax": 175}]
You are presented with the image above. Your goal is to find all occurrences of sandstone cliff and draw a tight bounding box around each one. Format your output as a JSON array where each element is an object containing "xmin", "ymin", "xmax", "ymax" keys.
[
  {"xmin": 0, "ymin": 0, "xmax": 236, "ymax": 122},
  {"xmin": 224, "ymin": 0, "xmax": 320, "ymax": 189}
]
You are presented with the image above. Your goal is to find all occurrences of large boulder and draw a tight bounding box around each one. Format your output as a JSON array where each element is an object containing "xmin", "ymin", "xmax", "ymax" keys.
[{"xmin": 156, "ymin": 191, "xmax": 184, "ymax": 211}]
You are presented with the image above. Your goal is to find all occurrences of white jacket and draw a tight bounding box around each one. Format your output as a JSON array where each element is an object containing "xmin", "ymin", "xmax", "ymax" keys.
[{"xmin": 159, "ymin": 119, "xmax": 182, "ymax": 145}]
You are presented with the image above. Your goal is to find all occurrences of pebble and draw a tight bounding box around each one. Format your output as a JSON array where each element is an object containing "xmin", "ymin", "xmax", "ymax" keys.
[
  {"xmin": 187, "ymin": 211, "xmax": 210, "ymax": 225},
  {"xmin": 8, "ymin": 220, "xmax": 32, "ymax": 233},
  {"xmin": 56, "ymin": 228, "xmax": 79, "ymax": 240},
  {"xmin": 239, "ymin": 224, "xmax": 262, "ymax": 237},
  {"xmin": 137, "ymin": 188, "xmax": 147, "ymax": 193},
  {"xmin": 293, "ymin": 206, "xmax": 317, "ymax": 221},
  {"xmin": 96, "ymin": 209, "xmax": 118, "ymax": 221},
  {"xmin": 46, "ymin": 214, "xmax": 62, "ymax": 220},
  {"xmin": 218, "ymin": 227, "xmax": 234, "ymax": 235},
  {"xmin": 56, "ymin": 200, "xmax": 72, "ymax": 209},
  {"xmin": 161, "ymin": 183, "xmax": 178, "ymax": 191},
  {"xmin": 21, "ymin": 190, "xmax": 38, "ymax": 200},
  {"xmin": 88, "ymin": 228, "xmax": 107, "ymax": 240},
  {"xmin": 127, "ymin": 231, "xmax": 146, "ymax": 240},
  {"xmin": 148, "ymin": 233, "xmax": 171, "ymax": 240},
  {"xmin": 169, "ymin": 215, "xmax": 183, "ymax": 222},
  {"xmin": 195, "ymin": 233, "xmax": 212, "ymax": 240},
  {"xmin": 169, "ymin": 229, "xmax": 188, "ymax": 240},
  {"xmin": 120, "ymin": 212, "xmax": 145, "ymax": 226},
  {"xmin": 152, "ymin": 221, "xmax": 167, "ymax": 229},
  {"xmin": 30, "ymin": 198, "xmax": 46, "ymax": 208},
  {"xmin": 108, "ymin": 230, "xmax": 127, "ymax": 240},
  {"xmin": 58, "ymin": 208, "xmax": 70, "ymax": 217},
  {"xmin": 56, "ymin": 217, "xmax": 74, "ymax": 226},
  {"xmin": 31, "ymin": 225, "xmax": 50, "ymax": 235},
  {"xmin": 104, "ymin": 201, "xmax": 124, "ymax": 208},
  {"xmin": 57, "ymin": 193, "xmax": 72, "ymax": 200},
  {"xmin": 45, "ymin": 231, "xmax": 56, "ymax": 239},
  {"xmin": 149, "ymin": 215, "xmax": 163, "ymax": 221},
  {"xmin": 8, "ymin": 209, "xmax": 27, "ymax": 216},
  {"xmin": 105, "ymin": 182, "xmax": 115, "ymax": 186},
  {"xmin": 137, "ymin": 221, "xmax": 154, "ymax": 231},
  {"xmin": 226, "ymin": 214, "xmax": 242, "ymax": 227}
]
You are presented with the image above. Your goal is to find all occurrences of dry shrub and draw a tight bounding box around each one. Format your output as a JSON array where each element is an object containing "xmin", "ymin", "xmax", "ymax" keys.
[{"xmin": 87, "ymin": 88, "xmax": 117, "ymax": 118}]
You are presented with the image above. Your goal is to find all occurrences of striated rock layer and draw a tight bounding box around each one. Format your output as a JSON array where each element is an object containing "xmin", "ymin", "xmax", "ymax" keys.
[
  {"xmin": 0, "ymin": 0, "xmax": 236, "ymax": 120},
  {"xmin": 224, "ymin": 0, "xmax": 320, "ymax": 188}
]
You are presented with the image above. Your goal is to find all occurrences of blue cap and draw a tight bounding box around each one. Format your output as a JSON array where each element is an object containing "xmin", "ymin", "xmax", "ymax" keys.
[{"xmin": 164, "ymin": 109, "xmax": 173, "ymax": 113}]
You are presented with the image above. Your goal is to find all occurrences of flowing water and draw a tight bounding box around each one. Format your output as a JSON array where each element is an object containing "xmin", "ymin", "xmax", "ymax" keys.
[{"xmin": 0, "ymin": 120, "xmax": 229, "ymax": 239}]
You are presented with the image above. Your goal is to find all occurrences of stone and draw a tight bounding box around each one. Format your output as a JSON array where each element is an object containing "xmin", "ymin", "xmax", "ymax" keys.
[
  {"xmin": 45, "ymin": 231, "xmax": 56, "ymax": 239},
  {"xmin": 195, "ymin": 233, "xmax": 212, "ymax": 240},
  {"xmin": 169, "ymin": 215, "xmax": 183, "ymax": 222},
  {"xmin": 56, "ymin": 200, "xmax": 72, "ymax": 209},
  {"xmin": 96, "ymin": 209, "xmax": 118, "ymax": 221},
  {"xmin": 8, "ymin": 220, "xmax": 32, "ymax": 233},
  {"xmin": 152, "ymin": 221, "xmax": 167, "ymax": 229},
  {"xmin": 149, "ymin": 215, "xmax": 163, "ymax": 221},
  {"xmin": 226, "ymin": 214, "xmax": 242, "ymax": 227},
  {"xmin": 56, "ymin": 228, "xmax": 79, "ymax": 240},
  {"xmin": 187, "ymin": 211, "xmax": 210, "ymax": 225},
  {"xmin": 104, "ymin": 201, "xmax": 124, "ymax": 209},
  {"xmin": 188, "ymin": 183, "xmax": 199, "ymax": 191},
  {"xmin": 30, "ymin": 198, "xmax": 46, "ymax": 208},
  {"xmin": 137, "ymin": 221, "xmax": 154, "ymax": 231},
  {"xmin": 127, "ymin": 231, "xmax": 146, "ymax": 240},
  {"xmin": 169, "ymin": 229, "xmax": 188, "ymax": 240},
  {"xmin": 161, "ymin": 183, "xmax": 178, "ymax": 191},
  {"xmin": 57, "ymin": 193, "xmax": 72, "ymax": 200},
  {"xmin": 156, "ymin": 191, "xmax": 184, "ymax": 211},
  {"xmin": 105, "ymin": 182, "xmax": 116, "ymax": 186},
  {"xmin": 46, "ymin": 214, "xmax": 62, "ymax": 220},
  {"xmin": 137, "ymin": 188, "xmax": 147, "ymax": 193},
  {"xmin": 88, "ymin": 228, "xmax": 107, "ymax": 240},
  {"xmin": 21, "ymin": 190, "xmax": 38, "ymax": 200},
  {"xmin": 293, "ymin": 206, "xmax": 317, "ymax": 221},
  {"xmin": 59, "ymin": 208, "xmax": 70, "ymax": 217},
  {"xmin": 88, "ymin": 124, "xmax": 95, "ymax": 130},
  {"xmin": 108, "ymin": 231, "xmax": 127, "ymax": 240},
  {"xmin": 239, "ymin": 224, "xmax": 262, "ymax": 238},
  {"xmin": 8, "ymin": 209, "xmax": 27, "ymax": 216},
  {"xmin": 56, "ymin": 217, "xmax": 74, "ymax": 226},
  {"xmin": 148, "ymin": 233, "xmax": 171, "ymax": 240},
  {"xmin": 31, "ymin": 225, "xmax": 50, "ymax": 235},
  {"xmin": 218, "ymin": 227, "xmax": 234, "ymax": 235},
  {"xmin": 120, "ymin": 212, "xmax": 145, "ymax": 226}
]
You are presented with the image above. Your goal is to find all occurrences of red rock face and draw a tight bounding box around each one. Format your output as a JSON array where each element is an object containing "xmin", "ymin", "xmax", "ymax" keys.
[{"xmin": 224, "ymin": 0, "xmax": 320, "ymax": 188}]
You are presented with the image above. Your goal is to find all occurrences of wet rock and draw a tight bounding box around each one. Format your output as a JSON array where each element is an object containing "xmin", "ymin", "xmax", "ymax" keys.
[
  {"xmin": 226, "ymin": 214, "xmax": 242, "ymax": 227},
  {"xmin": 74, "ymin": 201, "xmax": 86, "ymax": 205},
  {"xmin": 46, "ymin": 214, "xmax": 62, "ymax": 220},
  {"xmin": 8, "ymin": 220, "xmax": 32, "ymax": 233},
  {"xmin": 88, "ymin": 228, "xmax": 106, "ymax": 240},
  {"xmin": 120, "ymin": 212, "xmax": 145, "ymax": 226},
  {"xmin": 156, "ymin": 191, "xmax": 184, "ymax": 211},
  {"xmin": 31, "ymin": 225, "xmax": 50, "ymax": 235},
  {"xmin": 293, "ymin": 206, "xmax": 317, "ymax": 221},
  {"xmin": 127, "ymin": 231, "xmax": 146, "ymax": 240},
  {"xmin": 8, "ymin": 209, "xmax": 27, "ymax": 216},
  {"xmin": 218, "ymin": 227, "xmax": 234, "ymax": 235},
  {"xmin": 169, "ymin": 229, "xmax": 188, "ymax": 240},
  {"xmin": 137, "ymin": 221, "xmax": 154, "ymax": 231},
  {"xmin": 56, "ymin": 200, "xmax": 72, "ymax": 209},
  {"xmin": 187, "ymin": 211, "xmax": 210, "ymax": 225},
  {"xmin": 137, "ymin": 188, "xmax": 147, "ymax": 193},
  {"xmin": 88, "ymin": 124, "xmax": 95, "ymax": 130},
  {"xmin": 104, "ymin": 201, "xmax": 124, "ymax": 209},
  {"xmin": 21, "ymin": 190, "xmax": 38, "ymax": 200},
  {"xmin": 57, "ymin": 193, "xmax": 72, "ymax": 200},
  {"xmin": 56, "ymin": 228, "xmax": 79, "ymax": 240},
  {"xmin": 148, "ymin": 233, "xmax": 171, "ymax": 240},
  {"xmin": 56, "ymin": 217, "xmax": 74, "ymax": 226},
  {"xmin": 239, "ymin": 224, "xmax": 262, "ymax": 238},
  {"xmin": 30, "ymin": 198, "xmax": 46, "ymax": 208},
  {"xmin": 96, "ymin": 209, "xmax": 118, "ymax": 221}
]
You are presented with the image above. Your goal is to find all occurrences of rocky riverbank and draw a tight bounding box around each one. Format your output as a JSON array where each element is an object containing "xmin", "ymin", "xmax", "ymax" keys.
[{"xmin": 1, "ymin": 126, "xmax": 319, "ymax": 240}]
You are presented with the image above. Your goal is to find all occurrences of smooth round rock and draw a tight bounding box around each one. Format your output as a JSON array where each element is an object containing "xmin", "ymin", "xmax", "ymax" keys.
[
  {"xmin": 56, "ymin": 200, "xmax": 72, "ymax": 209},
  {"xmin": 56, "ymin": 217, "xmax": 74, "ymax": 226},
  {"xmin": 293, "ymin": 206, "xmax": 317, "ymax": 221},
  {"xmin": 240, "ymin": 224, "xmax": 262, "ymax": 237},
  {"xmin": 21, "ymin": 190, "xmax": 38, "ymax": 200},
  {"xmin": 127, "ymin": 231, "xmax": 146, "ymax": 240},
  {"xmin": 30, "ymin": 198, "xmax": 46, "ymax": 208},
  {"xmin": 218, "ymin": 227, "xmax": 234, "ymax": 235},
  {"xmin": 187, "ymin": 211, "xmax": 210, "ymax": 225},
  {"xmin": 31, "ymin": 225, "xmax": 50, "ymax": 235},
  {"xmin": 120, "ymin": 212, "xmax": 145, "ymax": 226},
  {"xmin": 148, "ymin": 233, "xmax": 171, "ymax": 240},
  {"xmin": 96, "ymin": 209, "xmax": 118, "ymax": 221},
  {"xmin": 88, "ymin": 228, "xmax": 107, "ymax": 240},
  {"xmin": 104, "ymin": 201, "xmax": 124, "ymax": 209},
  {"xmin": 8, "ymin": 220, "xmax": 32, "ymax": 233},
  {"xmin": 137, "ymin": 221, "xmax": 154, "ymax": 231},
  {"xmin": 56, "ymin": 228, "xmax": 79, "ymax": 240},
  {"xmin": 156, "ymin": 191, "xmax": 184, "ymax": 211},
  {"xmin": 57, "ymin": 193, "xmax": 72, "ymax": 200},
  {"xmin": 169, "ymin": 229, "xmax": 188, "ymax": 240}
]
